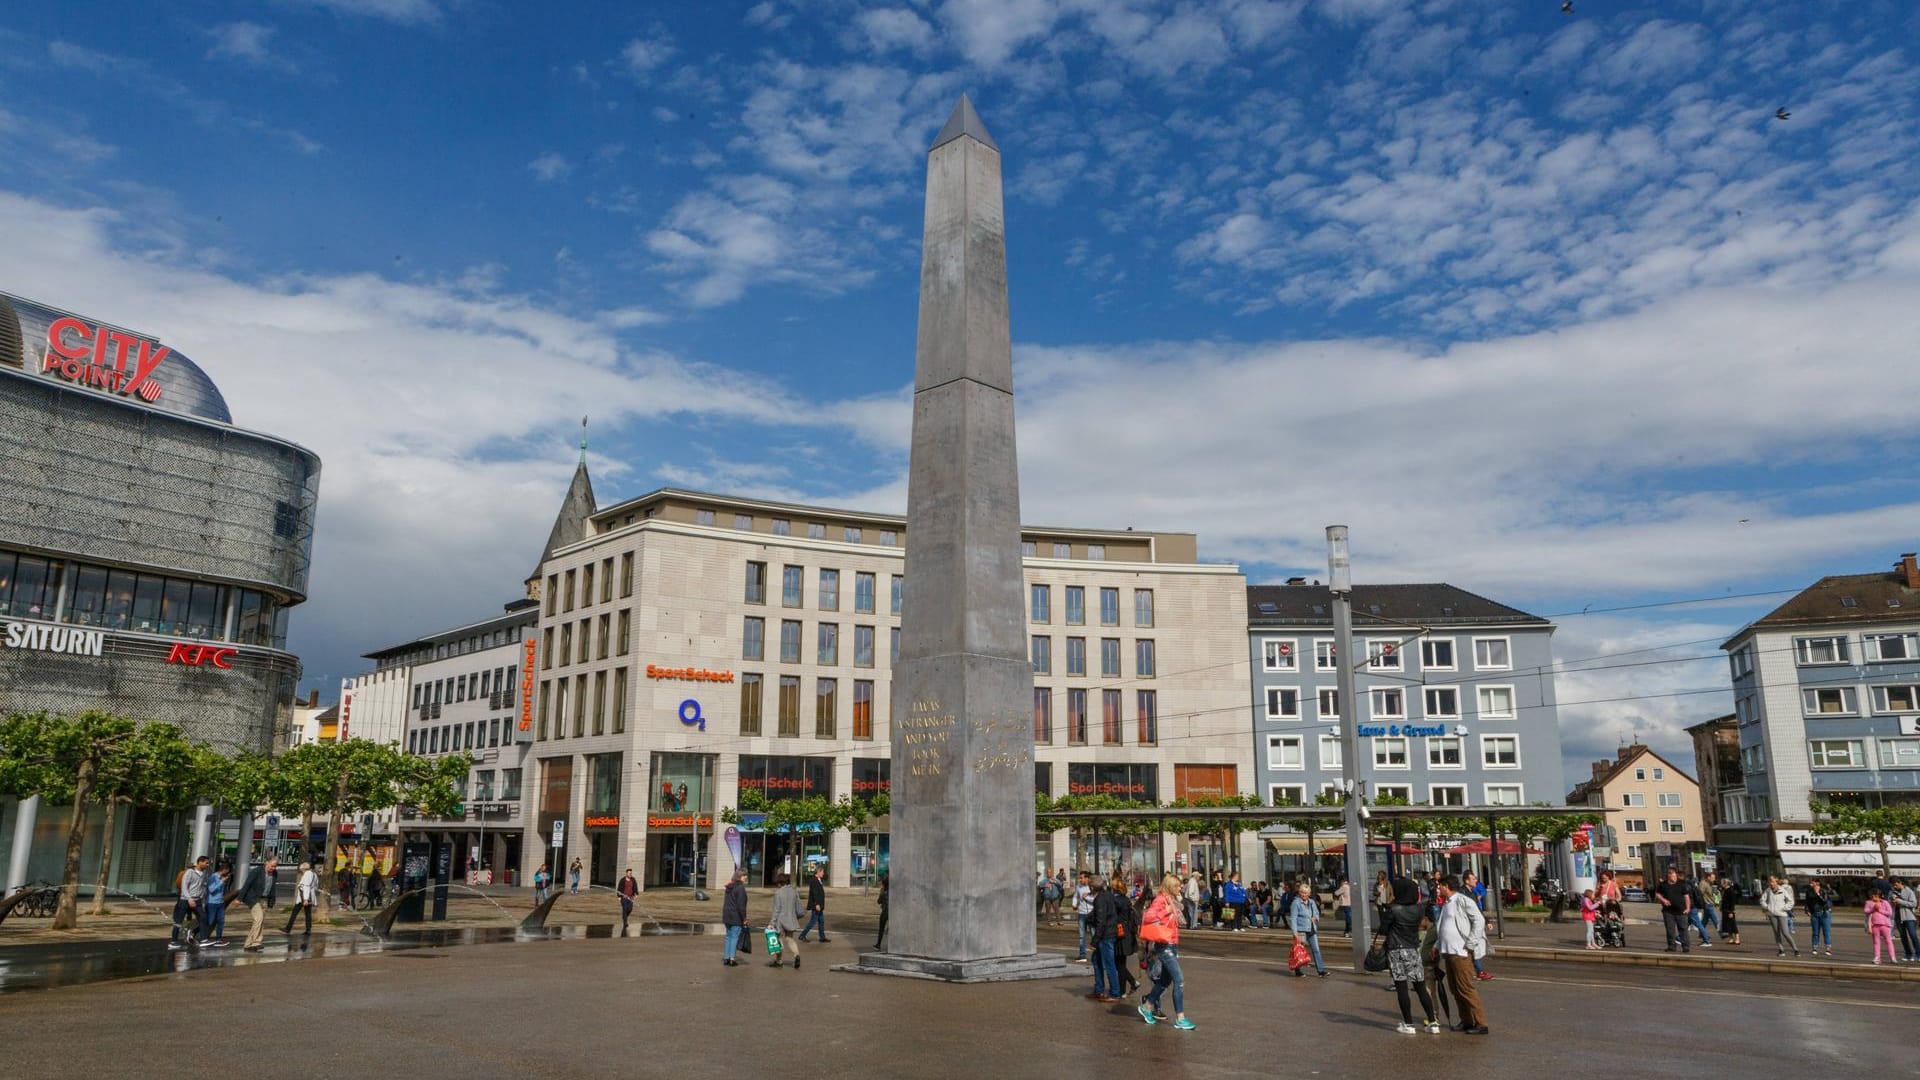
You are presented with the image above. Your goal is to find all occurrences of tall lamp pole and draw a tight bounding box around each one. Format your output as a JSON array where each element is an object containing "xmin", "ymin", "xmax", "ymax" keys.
[{"xmin": 1329, "ymin": 526, "xmax": 1372, "ymax": 971}]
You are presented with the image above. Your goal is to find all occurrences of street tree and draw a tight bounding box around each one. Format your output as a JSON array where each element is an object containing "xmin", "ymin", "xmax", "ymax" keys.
[
  {"xmin": 1811, "ymin": 800, "xmax": 1920, "ymax": 875},
  {"xmin": 0, "ymin": 711, "xmax": 138, "ymax": 928},
  {"xmin": 85, "ymin": 722, "xmax": 206, "ymax": 915}
]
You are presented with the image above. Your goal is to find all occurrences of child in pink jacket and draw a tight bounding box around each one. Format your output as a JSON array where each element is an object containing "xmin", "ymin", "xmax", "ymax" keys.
[{"xmin": 1865, "ymin": 894, "xmax": 1896, "ymax": 963}]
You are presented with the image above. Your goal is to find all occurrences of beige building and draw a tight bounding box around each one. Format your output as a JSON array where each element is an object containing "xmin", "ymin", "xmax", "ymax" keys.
[
  {"xmin": 1566, "ymin": 743, "xmax": 1706, "ymax": 885},
  {"xmin": 524, "ymin": 470, "xmax": 1257, "ymax": 891}
]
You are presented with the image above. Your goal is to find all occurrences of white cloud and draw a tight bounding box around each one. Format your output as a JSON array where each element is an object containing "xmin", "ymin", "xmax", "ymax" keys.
[
  {"xmin": 282, "ymin": 0, "xmax": 442, "ymax": 24},
  {"xmin": 856, "ymin": 8, "xmax": 937, "ymax": 55},
  {"xmin": 206, "ymin": 22, "xmax": 283, "ymax": 69},
  {"xmin": 937, "ymin": 0, "xmax": 1063, "ymax": 67},
  {"xmin": 46, "ymin": 40, "xmax": 321, "ymax": 154},
  {"xmin": 527, "ymin": 152, "xmax": 572, "ymax": 182},
  {"xmin": 621, "ymin": 33, "xmax": 676, "ymax": 78}
]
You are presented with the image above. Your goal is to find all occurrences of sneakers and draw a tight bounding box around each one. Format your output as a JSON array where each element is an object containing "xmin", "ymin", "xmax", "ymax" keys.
[
  {"xmin": 1464, "ymin": 1026, "xmax": 1490, "ymax": 1035},
  {"xmin": 1075, "ymin": 957, "xmax": 1089, "ymax": 964},
  {"xmin": 167, "ymin": 942, "xmax": 184, "ymax": 951},
  {"xmin": 1700, "ymin": 941, "xmax": 1712, "ymax": 948},
  {"xmin": 1396, "ymin": 1023, "xmax": 1419, "ymax": 1035},
  {"xmin": 1138, "ymin": 1003, "xmax": 1158, "ymax": 1025},
  {"xmin": 1475, "ymin": 971, "xmax": 1494, "ymax": 980},
  {"xmin": 793, "ymin": 956, "xmax": 801, "ymax": 969},
  {"xmin": 1424, "ymin": 1021, "xmax": 1442, "ymax": 1035},
  {"xmin": 1172, "ymin": 1017, "xmax": 1196, "ymax": 1031}
]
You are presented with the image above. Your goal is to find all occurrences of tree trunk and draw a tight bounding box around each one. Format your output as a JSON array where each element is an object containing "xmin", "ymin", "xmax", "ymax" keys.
[
  {"xmin": 52, "ymin": 756, "xmax": 96, "ymax": 930},
  {"xmin": 1880, "ymin": 834, "xmax": 1891, "ymax": 876},
  {"xmin": 319, "ymin": 804, "xmax": 340, "ymax": 923},
  {"xmin": 89, "ymin": 798, "xmax": 119, "ymax": 916}
]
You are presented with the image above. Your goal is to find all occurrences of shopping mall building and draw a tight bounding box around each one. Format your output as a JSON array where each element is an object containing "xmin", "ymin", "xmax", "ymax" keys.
[
  {"xmin": 519, "ymin": 463, "xmax": 1259, "ymax": 891},
  {"xmin": 0, "ymin": 290, "xmax": 321, "ymax": 893}
]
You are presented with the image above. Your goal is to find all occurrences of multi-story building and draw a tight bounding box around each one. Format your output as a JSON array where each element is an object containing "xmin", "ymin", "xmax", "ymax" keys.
[
  {"xmin": 1565, "ymin": 743, "xmax": 1705, "ymax": 885},
  {"xmin": 523, "ymin": 468, "xmax": 1257, "ymax": 891},
  {"xmin": 1247, "ymin": 580, "xmax": 1568, "ymax": 878},
  {"xmin": 1715, "ymin": 552, "xmax": 1920, "ymax": 881},
  {"xmin": 1684, "ymin": 713, "xmax": 1739, "ymax": 840},
  {"xmin": 1, "ymin": 289, "xmax": 320, "ymax": 894},
  {"xmin": 358, "ymin": 601, "xmax": 537, "ymax": 884}
]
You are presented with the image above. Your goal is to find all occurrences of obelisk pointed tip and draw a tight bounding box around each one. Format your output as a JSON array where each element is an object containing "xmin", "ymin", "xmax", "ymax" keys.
[{"xmin": 931, "ymin": 93, "xmax": 997, "ymax": 152}]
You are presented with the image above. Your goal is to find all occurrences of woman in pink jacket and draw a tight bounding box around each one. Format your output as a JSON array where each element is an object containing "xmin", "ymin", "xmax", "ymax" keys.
[{"xmin": 1865, "ymin": 893, "xmax": 1896, "ymax": 964}]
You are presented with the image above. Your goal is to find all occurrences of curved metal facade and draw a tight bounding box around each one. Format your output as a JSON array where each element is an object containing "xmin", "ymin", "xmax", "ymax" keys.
[{"xmin": 2, "ymin": 291, "xmax": 234, "ymax": 425}]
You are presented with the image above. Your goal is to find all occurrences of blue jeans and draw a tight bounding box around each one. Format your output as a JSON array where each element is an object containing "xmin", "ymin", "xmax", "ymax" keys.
[
  {"xmin": 1143, "ymin": 946, "xmax": 1184, "ymax": 1014},
  {"xmin": 800, "ymin": 910, "xmax": 827, "ymax": 939},
  {"xmin": 1899, "ymin": 920, "xmax": 1920, "ymax": 959},
  {"xmin": 204, "ymin": 902, "xmax": 226, "ymax": 941},
  {"xmin": 1808, "ymin": 911, "xmax": 1832, "ymax": 948},
  {"xmin": 723, "ymin": 925, "xmax": 744, "ymax": 961},
  {"xmin": 1093, "ymin": 938, "xmax": 1119, "ymax": 997},
  {"xmin": 1077, "ymin": 915, "xmax": 1092, "ymax": 959},
  {"xmin": 1700, "ymin": 903, "xmax": 1720, "ymax": 930},
  {"xmin": 1687, "ymin": 909, "xmax": 1711, "ymax": 944},
  {"xmin": 1300, "ymin": 929, "xmax": 1325, "ymax": 973}
]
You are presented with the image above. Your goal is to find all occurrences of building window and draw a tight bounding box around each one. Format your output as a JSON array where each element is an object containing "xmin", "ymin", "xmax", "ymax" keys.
[
  {"xmin": 1102, "ymin": 689, "xmax": 1123, "ymax": 745},
  {"xmin": 1067, "ymin": 689, "xmax": 1087, "ymax": 745},
  {"xmin": 1795, "ymin": 635, "xmax": 1850, "ymax": 665},
  {"xmin": 1473, "ymin": 637, "xmax": 1511, "ymax": 670},
  {"xmin": 854, "ymin": 571, "xmax": 876, "ymax": 614},
  {"xmin": 1267, "ymin": 735, "xmax": 1304, "ymax": 770},
  {"xmin": 1101, "ymin": 638, "xmax": 1121, "ymax": 677},
  {"xmin": 1031, "ymin": 636, "xmax": 1052, "ymax": 675},
  {"xmin": 771, "ymin": 518, "xmax": 791, "ymax": 536},
  {"xmin": 1485, "ymin": 784, "xmax": 1524, "ymax": 806},
  {"xmin": 1265, "ymin": 687, "xmax": 1301, "ymax": 720},
  {"xmin": 743, "ymin": 617, "xmax": 766, "ymax": 661},
  {"xmin": 1263, "ymin": 639, "xmax": 1298, "ymax": 672},
  {"xmin": 696, "ymin": 509, "xmax": 716, "ymax": 526},
  {"xmin": 746, "ymin": 561, "xmax": 768, "ymax": 604},
  {"xmin": 1864, "ymin": 633, "xmax": 1919, "ymax": 662},
  {"xmin": 592, "ymin": 671, "xmax": 607, "ymax": 736},
  {"xmin": 1634, "ymin": 768, "xmax": 1645, "ymax": 780},
  {"xmin": 1087, "ymin": 544, "xmax": 1105, "ymax": 561},
  {"xmin": 1366, "ymin": 639, "xmax": 1402, "ymax": 671},
  {"xmin": 1022, "ymin": 541, "xmax": 1037, "ymax": 557},
  {"xmin": 807, "ymin": 522, "xmax": 826, "ymax": 540},
  {"xmin": 1878, "ymin": 738, "xmax": 1920, "ymax": 768},
  {"xmin": 573, "ymin": 673, "xmax": 588, "ymax": 737},
  {"xmin": 1423, "ymin": 687, "xmax": 1459, "ymax": 718},
  {"xmin": 1315, "ymin": 640, "xmax": 1337, "ymax": 671},
  {"xmin": 740, "ymin": 673, "xmax": 763, "ymax": 735},
  {"xmin": 890, "ymin": 574, "xmax": 904, "ymax": 615},
  {"xmin": 544, "ymin": 574, "xmax": 558, "ymax": 616},
  {"xmin": 1033, "ymin": 687, "xmax": 1052, "ymax": 744},
  {"xmin": 1658, "ymin": 792, "xmax": 1682, "ymax": 806},
  {"xmin": 841, "ymin": 526, "xmax": 861, "ymax": 544},
  {"xmin": 1375, "ymin": 785, "xmax": 1411, "ymax": 803},
  {"xmin": 1031, "ymin": 583, "xmax": 1051, "ymax": 623},
  {"xmin": 780, "ymin": 620, "xmax": 802, "ymax": 664},
  {"xmin": 879, "ymin": 530, "xmax": 897, "ymax": 547},
  {"xmin": 616, "ymin": 609, "xmax": 630, "ymax": 656},
  {"xmin": 1870, "ymin": 684, "xmax": 1919, "ymax": 713},
  {"xmin": 1134, "ymin": 589, "xmax": 1154, "ymax": 628},
  {"xmin": 1065, "ymin": 586, "xmax": 1085, "ymax": 625},
  {"xmin": 819, "ymin": 569, "xmax": 840, "ymax": 611},
  {"xmin": 1477, "ymin": 686, "xmax": 1516, "ymax": 718},
  {"xmin": 854, "ymin": 625, "xmax": 875, "ymax": 668},
  {"xmin": 853, "ymin": 680, "xmax": 874, "ymax": 740},
  {"xmin": 1482, "ymin": 735, "xmax": 1520, "ymax": 768},
  {"xmin": 580, "ymin": 564, "xmax": 595, "ymax": 607},
  {"xmin": 1135, "ymin": 640, "xmax": 1156, "ymax": 678},
  {"xmin": 782, "ymin": 565, "xmax": 803, "ymax": 607},
  {"xmin": 1653, "ymin": 767, "xmax": 1664, "ymax": 780},
  {"xmin": 1369, "ymin": 687, "xmax": 1404, "ymax": 719},
  {"xmin": 1066, "ymin": 637, "xmax": 1087, "ymax": 676},
  {"xmin": 1428, "ymin": 736, "xmax": 1463, "ymax": 768},
  {"xmin": 1372, "ymin": 738, "xmax": 1409, "ymax": 768},
  {"xmin": 563, "ymin": 569, "xmax": 576, "ymax": 612},
  {"xmin": 538, "ymin": 679, "xmax": 552, "ymax": 739},
  {"xmin": 1808, "ymin": 739, "xmax": 1866, "ymax": 768},
  {"xmin": 1803, "ymin": 687, "xmax": 1859, "ymax": 715},
  {"xmin": 1099, "ymin": 587, "xmax": 1120, "ymax": 626},
  {"xmin": 818, "ymin": 623, "xmax": 840, "ymax": 666},
  {"xmin": 1622, "ymin": 793, "xmax": 1645, "ymax": 807},
  {"xmin": 1318, "ymin": 735, "xmax": 1342, "ymax": 769},
  {"xmin": 557, "ymin": 624, "xmax": 572, "ymax": 667},
  {"xmin": 1053, "ymin": 542, "xmax": 1071, "ymax": 558},
  {"xmin": 1137, "ymin": 690, "xmax": 1157, "ymax": 746},
  {"xmin": 1422, "ymin": 638, "xmax": 1456, "ymax": 670},
  {"xmin": 1430, "ymin": 785, "xmax": 1467, "ymax": 807},
  {"xmin": 619, "ymin": 552, "xmax": 633, "ymax": 598},
  {"xmin": 890, "ymin": 627, "xmax": 900, "ymax": 666},
  {"xmin": 596, "ymin": 614, "xmax": 611, "ymax": 660},
  {"xmin": 1317, "ymin": 689, "xmax": 1340, "ymax": 720},
  {"xmin": 778, "ymin": 676, "xmax": 801, "ymax": 737},
  {"xmin": 815, "ymin": 679, "xmax": 838, "ymax": 739},
  {"xmin": 578, "ymin": 618, "xmax": 591, "ymax": 663},
  {"xmin": 1661, "ymin": 819, "xmax": 1685, "ymax": 833},
  {"xmin": 612, "ymin": 667, "xmax": 627, "ymax": 734},
  {"xmin": 735, "ymin": 513, "xmax": 754, "ymax": 531},
  {"xmin": 1270, "ymin": 785, "xmax": 1305, "ymax": 807}
]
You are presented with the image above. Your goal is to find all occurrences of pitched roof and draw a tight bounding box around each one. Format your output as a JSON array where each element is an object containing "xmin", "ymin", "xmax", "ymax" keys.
[
  {"xmin": 1565, "ymin": 744, "xmax": 1698, "ymax": 805},
  {"xmin": 534, "ymin": 460, "xmax": 596, "ymax": 573},
  {"xmin": 1728, "ymin": 566, "xmax": 1918, "ymax": 645},
  {"xmin": 931, "ymin": 94, "xmax": 996, "ymax": 151},
  {"xmin": 1246, "ymin": 582, "xmax": 1547, "ymax": 628}
]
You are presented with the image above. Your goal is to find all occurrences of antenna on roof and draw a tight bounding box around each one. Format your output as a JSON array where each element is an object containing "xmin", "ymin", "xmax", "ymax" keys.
[{"xmin": 579, "ymin": 415, "xmax": 589, "ymax": 466}]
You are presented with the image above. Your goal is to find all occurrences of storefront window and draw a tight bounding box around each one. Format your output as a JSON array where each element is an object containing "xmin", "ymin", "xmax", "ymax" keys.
[
  {"xmin": 540, "ymin": 757, "xmax": 572, "ymax": 815},
  {"xmin": 738, "ymin": 754, "xmax": 833, "ymax": 802},
  {"xmin": 851, "ymin": 757, "xmax": 890, "ymax": 800},
  {"xmin": 651, "ymin": 752, "xmax": 714, "ymax": 813},
  {"xmin": 588, "ymin": 752, "xmax": 622, "ymax": 815},
  {"xmin": 1067, "ymin": 762, "xmax": 1157, "ymax": 802}
]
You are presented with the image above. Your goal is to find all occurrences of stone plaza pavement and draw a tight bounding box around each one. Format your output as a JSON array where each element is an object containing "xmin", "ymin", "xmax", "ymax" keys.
[{"xmin": 0, "ymin": 927, "xmax": 1913, "ymax": 1078}]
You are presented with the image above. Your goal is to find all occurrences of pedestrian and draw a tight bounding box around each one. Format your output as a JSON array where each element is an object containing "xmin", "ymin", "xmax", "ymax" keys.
[
  {"xmin": 1041, "ymin": 870, "xmax": 1061, "ymax": 923},
  {"xmin": 1461, "ymin": 871, "xmax": 1494, "ymax": 979},
  {"xmin": 873, "ymin": 872, "xmax": 889, "ymax": 950},
  {"xmin": 1684, "ymin": 873, "xmax": 1713, "ymax": 947},
  {"xmin": 797, "ymin": 865, "xmax": 830, "ymax": 942},
  {"xmin": 1382, "ymin": 878, "xmax": 1440, "ymax": 1034},
  {"xmin": 1719, "ymin": 878, "xmax": 1743, "ymax": 945},
  {"xmin": 1374, "ymin": 870, "xmax": 1392, "ymax": 909},
  {"xmin": 616, "ymin": 868, "xmax": 638, "ymax": 929},
  {"xmin": 1596, "ymin": 869, "xmax": 1621, "ymax": 906},
  {"xmin": 767, "ymin": 871, "xmax": 801, "ymax": 969},
  {"xmin": 231, "ymin": 856, "xmax": 277, "ymax": 951},
  {"xmin": 203, "ymin": 859, "xmax": 230, "ymax": 947},
  {"xmin": 1804, "ymin": 878, "xmax": 1834, "ymax": 957},
  {"xmin": 1209, "ymin": 870, "xmax": 1226, "ymax": 928},
  {"xmin": 1073, "ymin": 871, "xmax": 1097, "ymax": 962},
  {"xmin": 1699, "ymin": 871, "xmax": 1723, "ymax": 933},
  {"xmin": 1434, "ymin": 875, "xmax": 1489, "ymax": 1034},
  {"xmin": 170, "ymin": 855, "xmax": 210, "ymax": 951},
  {"xmin": 721, "ymin": 869, "xmax": 749, "ymax": 966},
  {"xmin": 568, "ymin": 858, "xmax": 582, "ymax": 895},
  {"xmin": 282, "ymin": 859, "xmax": 317, "ymax": 936},
  {"xmin": 1181, "ymin": 871, "xmax": 1201, "ymax": 932},
  {"xmin": 1222, "ymin": 872, "xmax": 1247, "ymax": 932},
  {"xmin": 1865, "ymin": 890, "xmax": 1897, "ymax": 965},
  {"xmin": 1289, "ymin": 880, "xmax": 1329, "ymax": 976},
  {"xmin": 1086, "ymin": 874, "xmax": 1124, "ymax": 1002},
  {"xmin": 1759, "ymin": 874, "xmax": 1800, "ymax": 957},
  {"xmin": 1137, "ymin": 873, "xmax": 1195, "ymax": 1030},
  {"xmin": 1579, "ymin": 888, "xmax": 1599, "ymax": 950},
  {"xmin": 1868, "ymin": 869, "xmax": 1892, "ymax": 900},
  {"xmin": 1335, "ymin": 877, "xmax": 1352, "ymax": 934},
  {"xmin": 1113, "ymin": 877, "xmax": 1141, "ymax": 997},
  {"xmin": 1893, "ymin": 877, "xmax": 1920, "ymax": 961},
  {"xmin": 1653, "ymin": 866, "xmax": 1694, "ymax": 954},
  {"xmin": 1053, "ymin": 868, "xmax": 1069, "ymax": 924},
  {"xmin": 533, "ymin": 863, "xmax": 550, "ymax": 904}
]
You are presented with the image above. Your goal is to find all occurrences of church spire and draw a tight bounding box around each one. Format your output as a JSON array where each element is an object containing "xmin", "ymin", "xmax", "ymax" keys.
[{"xmin": 530, "ymin": 423, "xmax": 598, "ymax": 585}]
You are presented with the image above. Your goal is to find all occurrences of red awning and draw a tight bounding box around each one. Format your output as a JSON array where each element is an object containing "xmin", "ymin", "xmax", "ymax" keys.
[{"xmin": 1445, "ymin": 839, "xmax": 1545, "ymax": 856}]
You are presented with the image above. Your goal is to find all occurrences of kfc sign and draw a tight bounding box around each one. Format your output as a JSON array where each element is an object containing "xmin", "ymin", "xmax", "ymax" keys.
[
  {"xmin": 166, "ymin": 643, "xmax": 236, "ymax": 669},
  {"xmin": 42, "ymin": 317, "xmax": 171, "ymax": 404}
]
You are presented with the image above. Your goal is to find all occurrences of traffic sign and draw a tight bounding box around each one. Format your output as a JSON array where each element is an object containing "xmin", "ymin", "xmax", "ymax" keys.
[{"xmin": 551, "ymin": 820, "xmax": 565, "ymax": 849}]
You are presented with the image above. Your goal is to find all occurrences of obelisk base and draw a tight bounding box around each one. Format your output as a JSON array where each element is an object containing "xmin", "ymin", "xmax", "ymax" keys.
[{"xmin": 834, "ymin": 951, "xmax": 1075, "ymax": 983}]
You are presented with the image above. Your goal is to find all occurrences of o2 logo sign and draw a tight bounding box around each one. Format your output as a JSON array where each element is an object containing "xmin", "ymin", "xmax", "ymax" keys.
[{"xmin": 679, "ymin": 699, "xmax": 706, "ymax": 732}]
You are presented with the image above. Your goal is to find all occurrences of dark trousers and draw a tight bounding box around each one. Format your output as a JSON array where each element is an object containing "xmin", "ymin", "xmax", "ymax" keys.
[
  {"xmin": 1662, "ymin": 909, "xmax": 1691, "ymax": 951},
  {"xmin": 800, "ymin": 909, "xmax": 827, "ymax": 940},
  {"xmin": 170, "ymin": 898, "xmax": 197, "ymax": 945},
  {"xmin": 283, "ymin": 901, "xmax": 313, "ymax": 934},
  {"xmin": 1900, "ymin": 920, "xmax": 1920, "ymax": 959},
  {"xmin": 619, "ymin": 896, "xmax": 633, "ymax": 925},
  {"xmin": 875, "ymin": 908, "xmax": 888, "ymax": 949}
]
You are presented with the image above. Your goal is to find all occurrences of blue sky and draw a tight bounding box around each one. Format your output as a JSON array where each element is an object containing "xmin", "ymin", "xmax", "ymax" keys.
[{"xmin": 4, "ymin": 0, "xmax": 1919, "ymax": 781}]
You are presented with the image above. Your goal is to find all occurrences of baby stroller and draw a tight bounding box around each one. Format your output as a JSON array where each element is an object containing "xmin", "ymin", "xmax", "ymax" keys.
[{"xmin": 1595, "ymin": 900, "xmax": 1626, "ymax": 948}]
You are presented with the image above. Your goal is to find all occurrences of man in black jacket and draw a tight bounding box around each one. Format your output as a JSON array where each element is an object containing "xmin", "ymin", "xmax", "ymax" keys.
[
  {"xmin": 232, "ymin": 856, "xmax": 277, "ymax": 952},
  {"xmin": 1653, "ymin": 867, "xmax": 1693, "ymax": 953},
  {"xmin": 1087, "ymin": 876, "xmax": 1124, "ymax": 1002},
  {"xmin": 721, "ymin": 870, "xmax": 750, "ymax": 966},
  {"xmin": 798, "ymin": 866, "xmax": 830, "ymax": 942}
]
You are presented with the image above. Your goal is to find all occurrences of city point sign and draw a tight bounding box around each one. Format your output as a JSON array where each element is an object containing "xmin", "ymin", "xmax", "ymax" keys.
[{"xmin": 42, "ymin": 317, "xmax": 171, "ymax": 404}]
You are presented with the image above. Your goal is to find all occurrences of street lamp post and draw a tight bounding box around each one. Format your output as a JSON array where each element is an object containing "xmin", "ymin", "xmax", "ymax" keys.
[{"xmin": 1328, "ymin": 526, "xmax": 1372, "ymax": 971}]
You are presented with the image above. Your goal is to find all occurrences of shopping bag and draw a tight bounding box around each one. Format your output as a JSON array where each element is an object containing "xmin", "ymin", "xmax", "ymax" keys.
[
  {"xmin": 1139, "ymin": 921, "xmax": 1176, "ymax": 945},
  {"xmin": 763, "ymin": 926, "xmax": 782, "ymax": 955},
  {"xmin": 1363, "ymin": 935, "xmax": 1390, "ymax": 972},
  {"xmin": 1289, "ymin": 939, "xmax": 1313, "ymax": 970}
]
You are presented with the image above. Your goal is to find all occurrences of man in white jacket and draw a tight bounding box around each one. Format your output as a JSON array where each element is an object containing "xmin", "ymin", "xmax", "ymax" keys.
[
  {"xmin": 283, "ymin": 860, "xmax": 319, "ymax": 936},
  {"xmin": 1435, "ymin": 875, "xmax": 1489, "ymax": 1034}
]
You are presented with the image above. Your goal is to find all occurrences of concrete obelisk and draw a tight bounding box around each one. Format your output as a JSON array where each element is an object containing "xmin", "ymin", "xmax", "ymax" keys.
[{"xmin": 848, "ymin": 97, "xmax": 1068, "ymax": 982}]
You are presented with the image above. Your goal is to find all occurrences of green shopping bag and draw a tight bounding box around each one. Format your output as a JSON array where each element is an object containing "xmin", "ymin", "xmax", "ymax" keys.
[{"xmin": 764, "ymin": 926, "xmax": 782, "ymax": 955}]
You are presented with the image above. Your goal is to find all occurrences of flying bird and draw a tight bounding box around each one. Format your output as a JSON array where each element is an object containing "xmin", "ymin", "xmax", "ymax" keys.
[
  {"xmin": 1775, "ymin": 107, "xmax": 1791, "ymax": 120},
  {"xmin": 1562, "ymin": 1, "xmax": 1574, "ymax": 13}
]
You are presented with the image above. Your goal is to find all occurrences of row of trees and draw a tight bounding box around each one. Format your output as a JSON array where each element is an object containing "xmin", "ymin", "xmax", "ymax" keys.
[{"xmin": 0, "ymin": 711, "xmax": 468, "ymax": 929}]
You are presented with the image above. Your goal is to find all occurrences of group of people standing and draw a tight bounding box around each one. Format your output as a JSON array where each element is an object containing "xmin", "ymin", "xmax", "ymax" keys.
[
  {"xmin": 1374, "ymin": 874, "xmax": 1492, "ymax": 1035},
  {"xmin": 169, "ymin": 854, "xmax": 320, "ymax": 951},
  {"xmin": 1629, "ymin": 867, "xmax": 1919, "ymax": 963}
]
